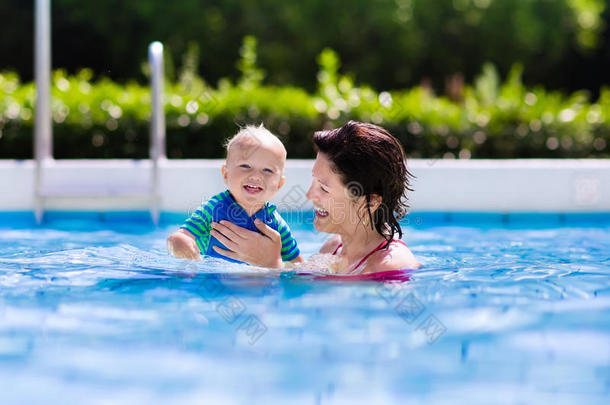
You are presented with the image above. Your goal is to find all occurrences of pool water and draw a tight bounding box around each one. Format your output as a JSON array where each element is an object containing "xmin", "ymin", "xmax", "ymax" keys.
[{"xmin": 0, "ymin": 213, "xmax": 609, "ymax": 404}]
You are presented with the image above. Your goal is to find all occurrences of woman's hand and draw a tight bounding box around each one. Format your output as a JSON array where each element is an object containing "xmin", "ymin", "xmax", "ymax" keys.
[
  {"xmin": 210, "ymin": 219, "xmax": 283, "ymax": 268},
  {"xmin": 167, "ymin": 229, "xmax": 201, "ymax": 261}
]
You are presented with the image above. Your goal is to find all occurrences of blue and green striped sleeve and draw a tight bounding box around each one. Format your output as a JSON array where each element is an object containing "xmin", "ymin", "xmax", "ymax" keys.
[
  {"xmin": 272, "ymin": 211, "xmax": 301, "ymax": 262},
  {"xmin": 180, "ymin": 197, "xmax": 218, "ymax": 254}
]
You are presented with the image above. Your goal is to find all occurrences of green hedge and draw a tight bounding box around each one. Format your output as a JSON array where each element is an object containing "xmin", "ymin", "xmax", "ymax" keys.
[
  {"xmin": 2, "ymin": 0, "xmax": 606, "ymax": 93},
  {"xmin": 1, "ymin": 47, "xmax": 609, "ymax": 159}
]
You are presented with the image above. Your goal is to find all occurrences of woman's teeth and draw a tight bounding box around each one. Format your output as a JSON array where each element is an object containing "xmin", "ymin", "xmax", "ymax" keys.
[{"xmin": 315, "ymin": 207, "xmax": 329, "ymax": 217}]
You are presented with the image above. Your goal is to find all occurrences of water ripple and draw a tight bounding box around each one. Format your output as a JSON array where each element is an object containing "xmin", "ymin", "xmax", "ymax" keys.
[{"xmin": 0, "ymin": 223, "xmax": 609, "ymax": 403}]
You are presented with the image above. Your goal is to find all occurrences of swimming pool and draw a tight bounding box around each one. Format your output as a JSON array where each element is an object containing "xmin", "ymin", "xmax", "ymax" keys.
[{"xmin": 1, "ymin": 212, "xmax": 609, "ymax": 404}]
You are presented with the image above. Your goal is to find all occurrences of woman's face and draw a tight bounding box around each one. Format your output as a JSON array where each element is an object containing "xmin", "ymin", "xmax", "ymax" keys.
[{"xmin": 306, "ymin": 152, "xmax": 364, "ymax": 235}]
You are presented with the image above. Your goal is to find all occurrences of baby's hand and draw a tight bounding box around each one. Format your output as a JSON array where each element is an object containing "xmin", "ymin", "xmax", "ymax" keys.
[{"xmin": 167, "ymin": 229, "xmax": 201, "ymax": 261}]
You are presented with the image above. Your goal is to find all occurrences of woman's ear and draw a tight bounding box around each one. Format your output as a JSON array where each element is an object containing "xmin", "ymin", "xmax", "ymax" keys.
[
  {"xmin": 367, "ymin": 194, "xmax": 382, "ymax": 213},
  {"xmin": 358, "ymin": 193, "xmax": 382, "ymax": 220}
]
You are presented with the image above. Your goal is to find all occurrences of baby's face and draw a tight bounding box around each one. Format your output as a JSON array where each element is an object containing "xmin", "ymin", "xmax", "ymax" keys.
[{"xmin": 222, "ymin": 137, "xmax": 286, "ymax": 213}]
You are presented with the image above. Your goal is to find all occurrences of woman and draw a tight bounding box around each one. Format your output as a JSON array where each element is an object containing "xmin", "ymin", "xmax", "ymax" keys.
[{"xmin": 209, "ymin": 121, "xmax": 420, "ymax": 274}]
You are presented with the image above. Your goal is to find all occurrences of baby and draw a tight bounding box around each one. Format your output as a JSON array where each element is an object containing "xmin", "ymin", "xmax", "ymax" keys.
[{"xmin": 167, "ymin": 124, "xmax": 302, "ymax": 264}]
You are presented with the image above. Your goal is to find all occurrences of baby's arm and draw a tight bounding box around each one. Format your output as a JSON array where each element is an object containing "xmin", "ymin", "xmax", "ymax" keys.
[
  {"xmin": 272, "ymin": 212, "xmax": 303, "ymax": 264},
  {"xmin": 290, "ymin": 255, "xmax": 304, "ymax": 264},
  {"xmin": 167, "ymin": 229, "xmax": 200, "ymax": 260},
  {"xmin": 168, "ymin": 200, "xmax": 216, "ymax": 260}
]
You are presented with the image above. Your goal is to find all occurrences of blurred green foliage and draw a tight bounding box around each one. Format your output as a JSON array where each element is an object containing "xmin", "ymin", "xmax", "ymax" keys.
[
  {"xmin": 1, "ymin": 41, "xmax": 608, "ymax": 159},
  {"xmin": 0, "ymin": 0, "xmax": 606, "ymax": 94}
]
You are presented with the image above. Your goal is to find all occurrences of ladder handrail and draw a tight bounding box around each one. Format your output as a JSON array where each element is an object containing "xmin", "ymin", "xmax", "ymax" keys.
[
  {"xmin": 34, "ymin": 0, "xmax": 52, "ymax": 224},
  {"xmin": 33, "ymin": 4, "xmax": 167, "ymax": 225},
  {"xmin": 149, "ymin": 41, "xmax": 167, "ymax": 226}
]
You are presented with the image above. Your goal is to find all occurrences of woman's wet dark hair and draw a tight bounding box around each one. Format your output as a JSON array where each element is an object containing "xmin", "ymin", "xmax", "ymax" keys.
[{"xmin": 313, "ymin": 120, "xmax": 413, "ymax": 244}]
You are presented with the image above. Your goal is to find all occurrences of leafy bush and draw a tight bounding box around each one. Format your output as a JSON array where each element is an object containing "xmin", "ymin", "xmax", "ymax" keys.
[
  {"xmin": 0, "ymin": 0, "xmax": 606, "ymax": 93},
  {"xmin": 1, "ymin": 45, "xmax": 608, "ymax": 159}
]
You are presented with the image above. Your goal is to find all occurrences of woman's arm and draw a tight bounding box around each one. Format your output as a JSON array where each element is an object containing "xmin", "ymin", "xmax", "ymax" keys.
[{"xmin": 209, "ymin": 219, "xmax": 284, "ymax": 268}]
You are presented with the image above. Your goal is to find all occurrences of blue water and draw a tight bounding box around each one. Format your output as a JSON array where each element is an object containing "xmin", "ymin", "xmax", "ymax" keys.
[{"xmin": 0, "ymin": 212, "xmax": 609, "ymax": 404}]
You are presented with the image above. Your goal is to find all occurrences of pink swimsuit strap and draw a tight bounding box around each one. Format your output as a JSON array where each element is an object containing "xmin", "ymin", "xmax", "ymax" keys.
[{"xmin": 331, "ymin": 239, "xmax": 407, "ymax": 272}]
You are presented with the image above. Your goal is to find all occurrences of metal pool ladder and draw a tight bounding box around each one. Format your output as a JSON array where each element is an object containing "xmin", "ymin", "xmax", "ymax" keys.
[{"xmin": 33, "ymin": 2, "xmax": 166, "ymax": 225}]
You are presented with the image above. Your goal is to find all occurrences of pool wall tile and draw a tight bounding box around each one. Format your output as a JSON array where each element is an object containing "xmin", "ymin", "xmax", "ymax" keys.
[
  {"xmin": 0, "ymin": 211, "xmax": 37, "ymax": 227},
  {"xmin": 2, "ymin": 210, "xmax": 610, "ymax": 228},
  {"xmin": 101, "ymin": 211, "xmax": 154, "ymax": 224},
  {"xmin": 160, "ymin": 212, "xmax": 190, "ymax": 225},
  {"xmin": 43, "ymin": 211, "xmax": 103, "ymax": 222},
  {"xmin": 447, "ymin": 212, "xmax": 505, "ymax": 226},
  {"xmin": 563, "ymin": 212, "xmax": 610, "ymax": 226},
  {"xmin": 402, "ymin": 212, "xmax": 449, "ymax": 227},
  {"xmin": 504, "ymin": 213, "xmax": 564, "ymax": 227}
]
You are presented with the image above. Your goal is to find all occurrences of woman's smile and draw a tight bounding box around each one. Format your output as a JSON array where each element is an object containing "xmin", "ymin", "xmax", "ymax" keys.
[{"xmin": 314, "ymin": 206, "xmax": 329, "ymax": 217}]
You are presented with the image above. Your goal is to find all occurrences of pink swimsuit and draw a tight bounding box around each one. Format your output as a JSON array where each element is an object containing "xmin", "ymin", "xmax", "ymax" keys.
[
  {"xmin": 331, "ymin": 239, "xmax": 408, "ymax": 274},
  {"xmin": 296, "ymin": 239, "xmax": 413, "ymax": 282}
]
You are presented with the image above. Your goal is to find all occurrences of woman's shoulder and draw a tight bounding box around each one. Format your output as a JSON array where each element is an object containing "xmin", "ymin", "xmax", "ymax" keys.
[
  {"xmin": 319, "ymin": 235, "xmax": 342, "ymax": 254},
  {"xmin": 363, "ymin": 239, "xmax": 420, "ymax": 273}
]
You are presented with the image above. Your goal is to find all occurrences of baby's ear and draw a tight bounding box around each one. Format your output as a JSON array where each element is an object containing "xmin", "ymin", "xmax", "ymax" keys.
[
  {"xmin": 278, "ymin": 175, "xmax": 286, "ymax": 189},
  {"xmin": 221, "ymin": 165, "xmax": 228, "ymax": 184}
]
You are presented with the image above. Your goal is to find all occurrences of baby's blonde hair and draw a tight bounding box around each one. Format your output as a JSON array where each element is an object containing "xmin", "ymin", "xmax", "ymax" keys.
[{"xmin": 225, "ymin": 124, "xmax": 286, "ymax": 159}]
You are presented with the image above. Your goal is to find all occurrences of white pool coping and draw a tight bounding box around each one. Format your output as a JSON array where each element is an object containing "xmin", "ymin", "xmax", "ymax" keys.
[{"xmin": 0, "ymin": 159, "xmax": 609, "ymax": 213}]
